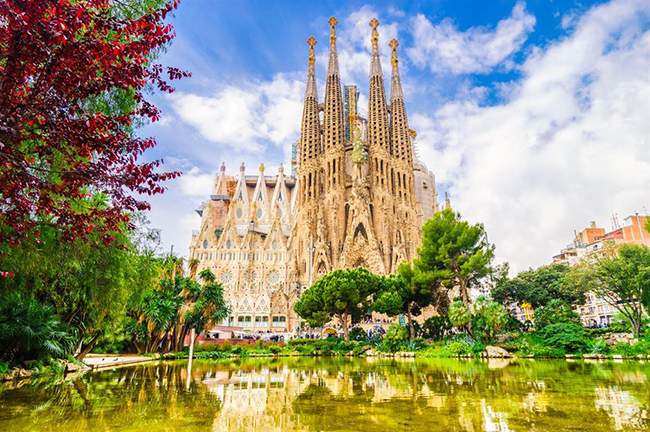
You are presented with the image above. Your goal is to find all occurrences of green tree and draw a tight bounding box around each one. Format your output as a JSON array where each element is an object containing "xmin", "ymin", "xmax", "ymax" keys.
[
  {"xmin": 472, "ymin": 296, "xmax": 510, "ymax": 343},
  {"xmin": 294, "ymin": 268, "xmax": 381, "ymax": 340},
  {"xmin": 415, "ymin": 209, "xmax": 494, "ymax": 309},
  {"xmin": 448, "ymin": 300, "xmax": 472, "ymax": 335},
  {"xmin": 533, "ymin": 299, "xmax": 580, "ymax": 330},
  {"xmin": 492, "ymin": 263, "xmax": 586, "ymax": 309},
  {"xmin": 567, "ymin": 244, "xmax": 650, "ymax": 335},
  {"xmin": 373, "ymin": 262, "xmax": 447, "ymax": 341},
  {"xmin": 0, "ymin": 216, "xmax": 161, "ymax": 360}
]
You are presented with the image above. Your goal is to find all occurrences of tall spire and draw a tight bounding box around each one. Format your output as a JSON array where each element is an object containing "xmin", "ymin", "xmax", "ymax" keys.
[
  {"xmin": 323, "ymin": 16, "xmax": 345, "ymax": 155},
  {"xmin": 326, "ymin": 17, "xmax": 340, "ymax": 77},
  {"xmin": 389, "ymin": 38, "xmax": 412, "ymax": 164},
  {"xmin": 369, "ymin": 18, "xmax": 383, "ymax": 77},
  {"xmin": 389, "ymin": 39, "xmax": 403, "ymax": 100},
  {"xmin": 367, "ymin": 18, "xmax": 391, "ymax": 156},
  {"xmin": 299, "ymin": 36, "xmax": 322, "ymax": 166},
  {"xmin": 305, "ymin": 36, "xmax": 318, "ymax": 99}
]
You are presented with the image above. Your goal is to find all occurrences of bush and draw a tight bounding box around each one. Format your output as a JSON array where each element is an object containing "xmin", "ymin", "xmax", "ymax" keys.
[
  {"xmin": 0, "ymin": 292, "xmax": 77, "ymax": 363},
  {"xmin": 446, "ymin": 341, "xmax": 472, "ymax": 356},
  {"xmin": 611, "ymin": 340, "xmax": 650, "ymax": 357},
  {"xmin": 383, "ymin": 324, "xmax": 409, "ymax": 352},
  {"xmin": 472, "ymin": 297, "xmax": 510, "ymax": 343},
  {"xmin": 534, "ymin": 299, "xmax": 580, "ymax": 330},
  {"xmin": 538, "ymin": 322, "xmax": 590, "ymax": 353},
  {"xmin": 587, "ymin": 339, "xmax": 609, "ymax": 355},
  {"xmin": 530, "ymin": 345, "xmax": 566, "ymax": 358},
  {"xmin": 422, "ymin": 316, "xmax": 451, "ymax": 341},
  {"xmin": 349, "ymin": 327, "xmax": 368, "ymax": 342}
]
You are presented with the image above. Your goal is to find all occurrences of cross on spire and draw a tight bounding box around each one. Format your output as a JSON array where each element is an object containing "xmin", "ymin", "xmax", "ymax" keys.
[
  {"xmin": 307, "ymin": 36, "xmax": 316, "ymax": 65},
  {"xmin": 369, "ymin": 18, "xmax": 379, "ymax": 46},
  {"xmin": 328, "ymin": 16, "xmax": 338, "ymax": 43}
]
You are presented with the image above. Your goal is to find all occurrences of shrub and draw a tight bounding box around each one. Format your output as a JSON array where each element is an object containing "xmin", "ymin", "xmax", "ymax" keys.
[
  {"xmin": 0, "ymin": 292, "xmax": 77, "ymax": 363},
  {"xmin": 472, "ymin": 297, "xmax": 510, "ymax": 343},
  {"xmin": 0, "ymin": 362, "xmax": 9, "ymax": 375},
  {"xmin": 538, "ymin": 322, "xmax": 590, "ymax": 353},
  {"xmin": 446, "ymin": 341, "xmax": 472, "ymax": 356},
  {"xmin": 422, "ymin": 316, "xmax": 451, "ymax": 341},
  {"xmin": 530, "ymin": 345, "xmax": 566, "ymax": 358},
  {"xmin": 587, "ymin": 339, "xmax": 609, "ymax": 355},
  {"xmin": 383, "ymin": 324, "xmax": 409, "ymax": 352},
  {"xmin": 611, "ymin": 340, "xmax": 650, "ymax": 357},
  {"xmin": 334, "ymin": 340, "xmax": 357, "ymax": 354},
  {"xmin": 349, "ymin": 327, "xmax": 368, "ymax": 342},
  {"xmin": 534, "ymin": 299, "xmax": 580, "ymax": 330}
]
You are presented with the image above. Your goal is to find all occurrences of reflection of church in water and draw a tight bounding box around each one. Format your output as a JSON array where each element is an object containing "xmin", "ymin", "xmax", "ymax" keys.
[{"xmin": 189, "ymin": 17, "xmax": 441, "ymax": 331}]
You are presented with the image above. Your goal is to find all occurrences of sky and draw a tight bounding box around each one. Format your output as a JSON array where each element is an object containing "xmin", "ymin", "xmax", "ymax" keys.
[{"xmin": 138, "ymin": 0, "xmax": 650, "ymax": 273}]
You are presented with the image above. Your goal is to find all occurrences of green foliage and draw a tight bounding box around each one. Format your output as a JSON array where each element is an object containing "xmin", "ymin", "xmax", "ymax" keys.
[
  {"xmin": 0, "ymin": 292, "xmax": 76, "ymax": 363},
  {"xmin": 416, "ymin": 209, "xmax": 494, "ymax": 307},
  {"xmin": 533, "ymin": 299, "xmax": 580, "ymax": 330},
  {"xmin": 492, "ymin": 263, "xmax": 584, "ymax": 309},
  {"xmin": 383, "ymin": 324, "xmax": 409, "ymax": 352},
  {"xmin": 446, "ymin": 341, "xmax": 472, "ymax": 355},
  {"xmin": 422, "ymin": 316, "xmax": 451, "ymax": 341},
  {"xmin": 448, "ymin": 300, "xmax": 471, "ymax": 329},
  {"xmin": 0, "ymin": 216, "xmax": 161, "ymax": 358},
  {"xmin": 373, "ymin": 262, "xmax": 446, "ymax": 341},
  {"xmin": 349, "ymin": 327, "xmax": 368, "ymax": 342},
  {"xmin": 586, "ymin": 339, "xmax": 609, "ymax": 355},
  {"xmin": 566, "ymin": 245, "xmax": 650, "ymax": 336},
  {"xmin": 611, "ymin": 340, "xmax": 650, "ymax": 357},
  {"xmin": 538, "ymin": 323, "xmax": 590, "ymax": 353},
  {"xmin": 294, "ymin": 268, "xmax": 381, "ymax": 340},
  {"xmin": 472, "ymin": 296, "xmax": 510, "ymax": 343}
]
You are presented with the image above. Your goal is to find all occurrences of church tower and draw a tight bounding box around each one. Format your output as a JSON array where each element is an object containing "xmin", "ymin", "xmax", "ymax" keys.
[
  {"xmin": 190, "ymin": 17, "xmax": 441, "ymax": 332},
  {"xmin": 291, "ymin": 36, "xmax": 323, "ymax": 289}
]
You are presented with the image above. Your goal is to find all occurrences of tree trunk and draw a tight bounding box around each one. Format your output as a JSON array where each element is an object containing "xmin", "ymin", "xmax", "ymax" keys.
[
  {"xmin": 76, "ymin": 332, "xmax": 100, "ymax": 361},
  {"xmin": 407, "ymin": 304, "xmax": 415, "ymax": 342},
  {"xmin": 341, "ymin": 310, "xmax": 349, "ymax": 341}
]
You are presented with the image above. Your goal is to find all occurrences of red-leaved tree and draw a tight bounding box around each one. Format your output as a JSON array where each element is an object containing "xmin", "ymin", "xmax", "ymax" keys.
[{"xmin": 0, "ymin": 0, "xmax": 188, "ymax": 252}]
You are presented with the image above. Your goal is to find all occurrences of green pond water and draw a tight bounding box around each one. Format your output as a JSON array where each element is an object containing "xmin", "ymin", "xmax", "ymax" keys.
[{"xmin": 1, "ymin": 357, "xmax": 649, "ymax": 432}]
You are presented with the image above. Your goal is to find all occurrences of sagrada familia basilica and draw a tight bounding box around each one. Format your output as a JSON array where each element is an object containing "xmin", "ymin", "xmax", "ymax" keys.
[{"xmin": 189, "ymin": 18, "xmax": 445, "ymax": 331}]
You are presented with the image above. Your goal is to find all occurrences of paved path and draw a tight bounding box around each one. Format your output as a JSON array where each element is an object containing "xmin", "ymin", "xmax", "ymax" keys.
[{"xmin": 83, "ymin": 354, "xmax": 153, "ymax": 370}]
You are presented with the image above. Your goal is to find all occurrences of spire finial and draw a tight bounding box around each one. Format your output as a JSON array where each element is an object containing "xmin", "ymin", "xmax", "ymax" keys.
[
  {"xmin": 389, "ymin": 38, "xmax": 399, "ymax": 67},
  {"xmin": 328, "ymin": 16, "xmax": 338, "ymax": 43},
  {"xmin": 369, "ymin": 19, "xmax": 383, "ymax": 77},
  {"xmin": 307, "ymin": 36, "xmax": 316, "ymax": 66},
  {"xmin": 370, "ymin": 18, "xmax": 380, "ymax": 46},
  {"xmin": 259, "ymin": 163, "xmax": 265, "ymax": 173},
  {"xmin": 220, "ymin": 162, "xmax": 226, "ymax": 172},
  {"xmin": 240, "ymin": 162, "xmax": 245, "ymax": 172}
]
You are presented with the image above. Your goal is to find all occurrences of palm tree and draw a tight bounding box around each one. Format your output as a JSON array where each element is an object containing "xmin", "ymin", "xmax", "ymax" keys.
[{"xmin": 188, "ymin": 258, "xmax": 200, "ymax": 280}]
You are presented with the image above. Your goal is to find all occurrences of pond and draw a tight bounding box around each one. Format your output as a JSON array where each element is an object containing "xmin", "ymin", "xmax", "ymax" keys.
[{"xmin": 1, "ymin": 357, "xmax": 649, "ymax": 431}]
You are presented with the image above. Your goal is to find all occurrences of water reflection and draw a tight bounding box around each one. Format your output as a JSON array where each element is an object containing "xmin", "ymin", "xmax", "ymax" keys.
[{"xmin": 1, "ymin": 358, "xmax": 649, "ymax": 432}]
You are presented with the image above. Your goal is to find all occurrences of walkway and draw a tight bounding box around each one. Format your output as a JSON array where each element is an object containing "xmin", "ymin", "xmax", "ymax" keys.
[{"xmin": 83, "ymin": 354, "xmax": 153, "ymax": 370}]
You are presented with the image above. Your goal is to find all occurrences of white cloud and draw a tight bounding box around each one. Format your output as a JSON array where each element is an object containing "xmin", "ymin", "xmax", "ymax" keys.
[
  {"xmin": 413, "ymin": 0, "xmax": 650, "ymax": 272},
  {"xmin": 168, "ymin": 73, "xmax": 304, "ymax": 157},
  {"xmin": 178, "ymin": 166, "xmax": 215, "ymax": 197},
  {"xmin": 407, "ymin": 2, "xmax": 536, "ymax": 74}
]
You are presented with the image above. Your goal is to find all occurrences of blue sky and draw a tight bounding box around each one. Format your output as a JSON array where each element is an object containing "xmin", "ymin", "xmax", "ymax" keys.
[{"xmin": 140, "ymin": 0, "xmax": 650, "ymax": 272}]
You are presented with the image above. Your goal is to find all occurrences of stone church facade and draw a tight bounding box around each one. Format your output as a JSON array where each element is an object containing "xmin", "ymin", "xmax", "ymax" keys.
[{"xmin": 189, "ymin": 18, "xmax": 440, "ymax": 331}]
